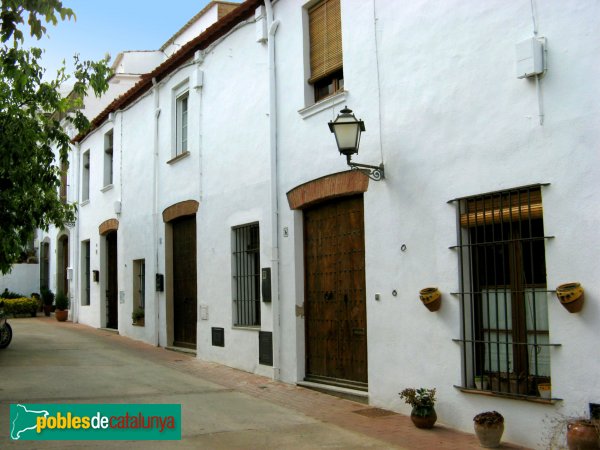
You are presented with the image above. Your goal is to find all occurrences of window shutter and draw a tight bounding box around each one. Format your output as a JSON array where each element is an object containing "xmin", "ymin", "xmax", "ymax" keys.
[
  {"xmin": 460, "ymin": 188, "xmax": 542, "ymax": 227},
  {"xmin": 308, "ymin": 0, "xmax": 343, "ymax": 84}
]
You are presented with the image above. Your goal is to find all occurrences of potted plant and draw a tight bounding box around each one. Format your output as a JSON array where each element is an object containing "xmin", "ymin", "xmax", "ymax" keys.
[
  {"xmin": 566, "ymin": 419, "xmax": 599, "ymax": 450},
  {"xmin": 41, "ymin": 288, "xmax": 54, "ymax": 317},
  {"xmin": 54, "ymin": 292, "xmax": 69, "ymax": 322},
  {"xmin": 399, "ymin": 387, "xmax": 437, "ymax": 429},
  {"xmin": 132, "ymin": 306, "xmax": 145, "ymax": 326},
  {"xmin": 474, "ymin": 411, "xmax": 504, "ymax": 448},
  {"xmin": 474, "ymin": 375, "xmax": 489, "ymax": 390}
]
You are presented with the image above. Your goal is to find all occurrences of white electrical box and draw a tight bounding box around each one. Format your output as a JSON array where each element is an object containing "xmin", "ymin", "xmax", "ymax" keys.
[
  {"xmin": 255, "ymin": 6, "xmax": 267, "ymax": 43},
  {"xmin": 200, "ymin": 304, "xmax": 208, "ymax": 320},
  {"xmin": 516, "ymin": 37, "xmax": 544, "ymax": 79}
]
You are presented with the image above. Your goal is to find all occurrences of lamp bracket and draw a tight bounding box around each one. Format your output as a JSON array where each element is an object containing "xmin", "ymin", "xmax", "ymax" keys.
[{"xmin": 346, "ymin": 155, "xmax": 385, "ymax": 181}]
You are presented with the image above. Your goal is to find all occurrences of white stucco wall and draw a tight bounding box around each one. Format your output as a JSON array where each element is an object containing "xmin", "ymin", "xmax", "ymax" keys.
[
  {"xmin": 76, "ymin": 116, "xmax": 122, "ymax": 329},
  {"xmin": 272, "ymin": 0, "xmax": 600, "ymax": 448},
  {"xmin": 0, "ymin": 264, "xmax": 39, "ymax": 297}
]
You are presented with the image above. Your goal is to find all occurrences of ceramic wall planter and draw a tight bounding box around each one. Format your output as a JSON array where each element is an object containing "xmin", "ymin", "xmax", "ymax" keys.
[
  {"xmin": 419, "ymin": 287, "xmax": 441, "ymax": 312},
  {"xmin": 556, "ymin": 282, "xmax": 585, "ymax": 313},
  {"xmin": 566, "ymin": 420, "xmax": 599, "ymax": 450}
]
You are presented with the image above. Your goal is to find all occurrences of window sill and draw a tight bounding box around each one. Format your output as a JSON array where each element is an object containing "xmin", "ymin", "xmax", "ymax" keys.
[
  {"xmin": 80, "ymin": 199, "xmax": 90, "ymax": 207},
  {"xmin": 167, "ymin": 151, "xmax": 190, "ymax": 165},
  {"xmin": 298, "ymin": 90, "xmax": 347, "ymax": 120},
  {"xmin": 455, "ymin": 386, "xmax": 562, "ymax": 405},
  {"xmin": 232, "ymin": 326, "xmax": 261, "ymax": 332},
  {"xmin": 101, "ymin": 184, "xmax": 114, "ymax": 193}
]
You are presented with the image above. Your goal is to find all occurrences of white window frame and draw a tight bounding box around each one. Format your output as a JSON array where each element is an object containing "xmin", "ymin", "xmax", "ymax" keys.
[
  {"xmin": 82, "ymin": 150, "xmax": 90, "ymax": 202},
  {"xmin": 103, "ymin": 129, "xmax": 114, "ymax": 188},
  {"xmin": 172, "ymin": 82, "xmax": 190, "ymax": 158}
]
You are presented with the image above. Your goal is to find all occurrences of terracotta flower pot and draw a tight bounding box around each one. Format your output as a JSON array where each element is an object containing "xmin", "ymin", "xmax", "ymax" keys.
[
  {"xmin": 419, "ymin": 287, "xmax": 441, "ymax": 312},
  {"xmin": 567, "ymin": 420, "xmax": 600, "ymax": 450},
  {"xmin": 474, "ymin": 422, "xmax": 504, "ymax": 448},
  {"xmin": 411, "ymin": 406, "xmax": 437, "ymax": 429},
  {"xmin": 556, "ymin": 282, "xmax": 585, "ymax": 313},
  {"xmin": 55, "ymin": 310, "xmax": 68, "ymax": 322}
]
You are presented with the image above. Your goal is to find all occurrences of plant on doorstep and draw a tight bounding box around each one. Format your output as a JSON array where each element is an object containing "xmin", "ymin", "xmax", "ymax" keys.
[
  {"xmin": 54, "ymin": 292, "xmax": 69, "ymax": 322},
  {"xmin": 399, "ymin": 388, "xmax": 437, "ymax": 429},
  {"xmin": 132, "ymin": 307, "xmax": 145, "ymax": 326}
]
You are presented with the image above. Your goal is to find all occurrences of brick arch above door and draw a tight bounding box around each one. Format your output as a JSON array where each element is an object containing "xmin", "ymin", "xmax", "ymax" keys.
[
  {"xmin": 162, "ymin": 200, "xmax": 199, "ymax": 223},
  {"xmin": 286, "ymin": 170, "xmax": 369, "ymax": 210},
  {"xmin": 99, "ymin": 219, "xmax": 119, "ymax": 236}
]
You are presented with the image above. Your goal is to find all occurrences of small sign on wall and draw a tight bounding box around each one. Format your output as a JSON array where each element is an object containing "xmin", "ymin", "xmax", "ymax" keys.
[{"xmin": 119, "ymin": 291, "xmax": 125, "ymax": 304}]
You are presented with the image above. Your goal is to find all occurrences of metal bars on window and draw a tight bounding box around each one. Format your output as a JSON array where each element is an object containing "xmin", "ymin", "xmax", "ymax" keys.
[
  {"xmin": 232, "ymin": 223, "xmax": 260, "ymax": 327},
  {"xmin": 450, "ymin": 184, "xmax": 558, "ymax": 398}
]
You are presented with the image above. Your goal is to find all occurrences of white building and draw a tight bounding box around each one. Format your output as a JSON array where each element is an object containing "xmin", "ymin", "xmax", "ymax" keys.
[{"xmin": 41, "ymin": 1, "xmax": 600, "ymax": 448}]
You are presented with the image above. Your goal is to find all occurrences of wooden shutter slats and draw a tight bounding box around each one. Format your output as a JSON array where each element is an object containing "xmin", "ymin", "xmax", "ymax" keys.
[
  {"xmin": 308, "ymin": 0, "xmax": 342, "ymax": 84},
  {"xmin": 460, "ymin": 189, "xmax": 543, "ymax": 227}
]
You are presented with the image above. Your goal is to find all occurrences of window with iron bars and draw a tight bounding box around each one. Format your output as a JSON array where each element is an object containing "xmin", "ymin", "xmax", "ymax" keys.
[
  {"xmin": 232, "ymin": 223, "xmax": 260, "ymax": 327},
  {"xmin": 450, "ymin": 185, "xmax": 558, "ymax": 398}
]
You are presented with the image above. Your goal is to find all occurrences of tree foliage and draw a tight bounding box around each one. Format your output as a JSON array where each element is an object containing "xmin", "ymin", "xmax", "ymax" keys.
[{"xmin": 0, "ymin": 1, "xmax": 111, "ymax": 273}]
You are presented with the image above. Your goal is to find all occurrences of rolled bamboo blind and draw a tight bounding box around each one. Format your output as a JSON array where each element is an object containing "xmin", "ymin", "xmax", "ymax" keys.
[
  {"xmin": 308, "ymin": 0, "xmax": 343, "ymax": 84},
  {"xmin": 460, "ymin": 188, "xmax": 542, "ymax": 227}
]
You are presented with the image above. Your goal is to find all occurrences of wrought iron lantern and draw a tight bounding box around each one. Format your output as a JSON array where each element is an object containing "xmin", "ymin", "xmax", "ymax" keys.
[{"xmin": 329, "ymin": 106, "xmax": 384, "ymax": 181}]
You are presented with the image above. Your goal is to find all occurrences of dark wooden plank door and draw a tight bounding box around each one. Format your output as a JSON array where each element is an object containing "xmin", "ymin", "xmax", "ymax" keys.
[
  {"xmin": 106, "ymin": 231, "xmax": 118, "ymax": 329},
  {"xmin": 304, "ymin": 195, "xmax": 368, "ymax": 384},
  {"xmin": 172, "ymin": 216, "xmax": 197, "ymax": 348}
]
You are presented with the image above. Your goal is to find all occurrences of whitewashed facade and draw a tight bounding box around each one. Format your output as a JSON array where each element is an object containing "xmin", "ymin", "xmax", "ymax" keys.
[{"xmin": 39, "ymin": 1, "xmax": 600, "ymax": 448}]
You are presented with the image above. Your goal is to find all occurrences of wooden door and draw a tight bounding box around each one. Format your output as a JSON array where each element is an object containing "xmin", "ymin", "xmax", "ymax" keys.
[
  {"xmin": 304, "ymin": 195, "xmax": 368, "ymax": 386},
  {"xmin": 172, "ymin": 216, "xmax": 197, "ymax": 348},
  {"xmin": 106, "ymin": 231, "xmax": 118, "ymax": 329}
]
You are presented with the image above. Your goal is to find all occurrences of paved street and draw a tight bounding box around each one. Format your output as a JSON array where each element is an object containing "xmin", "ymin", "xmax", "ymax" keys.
[{"xmin": 0, "ymin": 318, "xmax": 525, "ymax": 449}]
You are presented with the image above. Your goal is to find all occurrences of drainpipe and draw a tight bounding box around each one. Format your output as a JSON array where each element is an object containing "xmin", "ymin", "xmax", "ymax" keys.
[
  {"xmin": 264, "ymin": 0, "xmax": 281, "ymax": 381},
  {"xmin": 73, "ymin": 142, "xmax": 81, "ymax": 324},
  {"xmin": 152, "ymin": 78, "xmax": 161, "ymax": 346}
]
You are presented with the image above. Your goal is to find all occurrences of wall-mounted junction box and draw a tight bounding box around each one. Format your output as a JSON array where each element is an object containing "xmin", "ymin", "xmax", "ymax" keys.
[{"xmin": 516, "ymin": 37, "xmax": 545, "ymax": 79}]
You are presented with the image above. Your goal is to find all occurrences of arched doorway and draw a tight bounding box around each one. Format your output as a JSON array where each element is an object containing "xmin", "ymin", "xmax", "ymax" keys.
[{"xmin": 163, "ymin": 200, "xmax": 199, "ymax": 349}]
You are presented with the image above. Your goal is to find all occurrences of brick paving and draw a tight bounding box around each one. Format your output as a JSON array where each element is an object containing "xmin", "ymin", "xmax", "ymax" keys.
[{"xmin": 48, "ymin": 317, "xmax": 528, "ymax": 449}]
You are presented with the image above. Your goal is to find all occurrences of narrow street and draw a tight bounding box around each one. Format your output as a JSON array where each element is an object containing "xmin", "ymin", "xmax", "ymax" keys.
[{"xmin": 0, "ymin": 318, "xmax": 523, "ymax": 449}]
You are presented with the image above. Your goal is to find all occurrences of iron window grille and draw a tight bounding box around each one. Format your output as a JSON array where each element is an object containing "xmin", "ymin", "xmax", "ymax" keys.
[
  {"xmin": 133, "ymin": 259, "xmax": 145, "ymax": 310},
  {"xmin": 449, "ymin": 184, "xmax": 559, "ymax": 398},
  {"xmin": 232, "ymin": 223, "xmax": 261, "ymax": 327}
]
